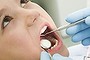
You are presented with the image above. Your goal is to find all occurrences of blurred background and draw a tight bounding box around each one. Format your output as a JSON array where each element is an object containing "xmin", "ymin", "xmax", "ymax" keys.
[{"xmin": 30, "ymin": 0, "xmax": 89, "ymax": 47}]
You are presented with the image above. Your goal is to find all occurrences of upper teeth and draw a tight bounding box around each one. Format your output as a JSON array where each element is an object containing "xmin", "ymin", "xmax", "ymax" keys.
[{"xmin": 40, "ymin": 26, "xmax": 47, "ymax": 34}]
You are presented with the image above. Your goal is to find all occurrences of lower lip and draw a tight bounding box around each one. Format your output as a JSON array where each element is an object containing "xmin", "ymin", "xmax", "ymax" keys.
[{"xmin": 48, "ymin": 32, "xmax": 63, "ymax": 54}]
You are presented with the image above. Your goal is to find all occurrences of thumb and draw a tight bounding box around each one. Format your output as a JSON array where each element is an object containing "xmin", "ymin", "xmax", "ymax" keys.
[
  {"xmin": 40, "ymin": 51, "xmax": 50, "ymax": 60},
  {"xmin": 85, "ymin": 16, "xmax": 90, "ymax": 25}
]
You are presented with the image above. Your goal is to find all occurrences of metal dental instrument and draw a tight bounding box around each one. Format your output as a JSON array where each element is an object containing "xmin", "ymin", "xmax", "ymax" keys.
[
  {"xmin": 42, "ymin": 18, "xmax": 85, "ymax": 36},
  {"xmin": 84, "ymin": 46, "xmax": 90, "ymax": 60},
  {"xmin": 41, "ymin": 41, "xmax": 53, "ymax": 60},
  {"xmin": 42, "ymin": 47, "xmax": 53, "ymax": 60},
  {"xmin": 45, "ymin": 51, "xmax": 52, "ymax": 60}
]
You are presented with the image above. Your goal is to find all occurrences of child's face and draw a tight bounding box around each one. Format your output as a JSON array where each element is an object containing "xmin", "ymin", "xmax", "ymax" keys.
[{"xmin": 0, "ymin": 0, "xmax": 69, "ymax": 60}]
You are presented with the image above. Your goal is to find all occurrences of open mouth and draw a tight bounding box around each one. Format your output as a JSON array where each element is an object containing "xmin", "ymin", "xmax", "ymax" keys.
[{"xmin": 40, "ymin": 25, "xmax": 63, "ymax": 53}]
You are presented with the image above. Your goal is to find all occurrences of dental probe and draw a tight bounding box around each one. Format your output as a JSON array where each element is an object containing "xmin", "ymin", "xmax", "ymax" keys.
[{"xmin": 42, "ymin": 18, "xmax": 85, "ymax": 36}]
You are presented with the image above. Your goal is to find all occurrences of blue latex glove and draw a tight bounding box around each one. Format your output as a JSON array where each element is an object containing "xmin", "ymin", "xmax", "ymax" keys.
[
  {"xmin": 65, "ymin": 8, "xmax": 90, "ymax": 46},
  {"xmin": 40, "ymin": 51, "xmax": 72, "ymax": 60}
]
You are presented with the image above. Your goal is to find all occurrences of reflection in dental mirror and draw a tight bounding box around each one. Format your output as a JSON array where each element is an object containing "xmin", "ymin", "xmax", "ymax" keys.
[{"xmin": 40, "ymin": 39, "xmax": 51, "ymax": 50}]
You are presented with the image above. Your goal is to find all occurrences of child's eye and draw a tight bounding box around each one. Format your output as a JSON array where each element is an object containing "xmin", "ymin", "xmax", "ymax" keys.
[
  {"xmin": 20, "ymin": 0, "xmax": 29, "ymax": 4},
  {"xmin": 2, "ymin": 16, "xmax": 13, "ymax": 29},
  {"xmin": 20, "ymin": 0, "xmax": 29, "ymax": 7}
]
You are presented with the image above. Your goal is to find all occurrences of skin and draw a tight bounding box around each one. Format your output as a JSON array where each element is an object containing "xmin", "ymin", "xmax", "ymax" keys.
[{"xmin": 0, "ymin": 0, "xmax": 69, "ymax": 60}]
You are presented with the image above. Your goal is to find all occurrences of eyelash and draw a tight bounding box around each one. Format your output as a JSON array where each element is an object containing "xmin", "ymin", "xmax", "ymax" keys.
[{"xmin": 2, "ymin": 16, "xmax": 13, "ymax": 29}]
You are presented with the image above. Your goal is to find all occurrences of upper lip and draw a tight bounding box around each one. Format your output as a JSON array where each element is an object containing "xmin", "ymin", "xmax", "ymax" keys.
[{"xmin": 39, "ymin": 22, "xmax": 63, "ymax": 54}]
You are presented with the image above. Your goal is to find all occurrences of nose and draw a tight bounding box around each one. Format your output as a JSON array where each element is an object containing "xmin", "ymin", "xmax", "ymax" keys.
[{"xmin": 16, "ymin": 9, "xmax": 40, "ymax": 27}]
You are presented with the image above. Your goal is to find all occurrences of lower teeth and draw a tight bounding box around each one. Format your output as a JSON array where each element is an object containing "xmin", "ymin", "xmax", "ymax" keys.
[{"xmin": 51, "ymin": 39, "xmax": 58, "ymax": 49}]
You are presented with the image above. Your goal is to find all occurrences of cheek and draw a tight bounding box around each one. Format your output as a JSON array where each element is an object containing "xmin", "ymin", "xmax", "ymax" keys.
[
  {"xmin": 1, "ymin": 30, "xmax": 41, "ymax": 59},
  {"xmin": 8, "ymin": 31, "xmax": 41, "ymax": 51}
]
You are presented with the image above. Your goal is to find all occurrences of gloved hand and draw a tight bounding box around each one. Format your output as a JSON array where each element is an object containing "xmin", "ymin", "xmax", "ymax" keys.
[
  {"xmin": 40, "ymin": 51, "xmax": 72, "ymax": 60},
  {"xmin": 65, "ymin": 8, "xmax": 90, "ymax": 46}
]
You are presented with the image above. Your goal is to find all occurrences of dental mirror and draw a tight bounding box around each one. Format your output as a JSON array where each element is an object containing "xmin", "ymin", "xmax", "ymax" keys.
[{"xmin": 40, "ymin": 39, "xmax": 51, "ymax": 49}]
